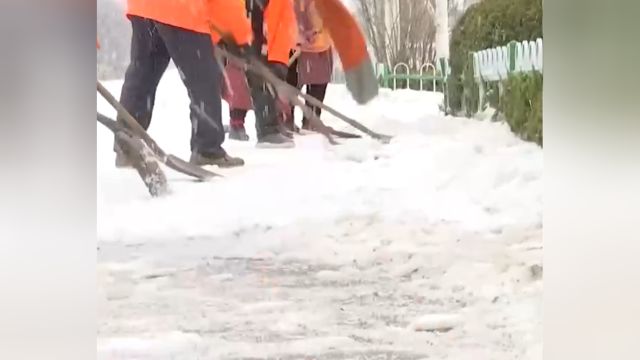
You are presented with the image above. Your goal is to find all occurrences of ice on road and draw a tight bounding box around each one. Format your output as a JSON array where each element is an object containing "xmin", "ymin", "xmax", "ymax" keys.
[{"xmin": 97, "ymin": 70, "xmax": 542, "ymax": 359}]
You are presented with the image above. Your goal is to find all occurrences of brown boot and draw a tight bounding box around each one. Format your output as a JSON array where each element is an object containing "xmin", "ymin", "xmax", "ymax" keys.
[{"xmin": 189, "ymin": 151, "xmax": 245, "ymax": 168}]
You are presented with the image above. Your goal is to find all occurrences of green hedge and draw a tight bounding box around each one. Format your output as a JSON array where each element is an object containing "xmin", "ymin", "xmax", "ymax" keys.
[
  {"xmin": 502, "ymin": 72, "xmax": 543, "ymax": 145},
  {"xmin": 448, "ymin": 0, "xmax": 542, "ymax": 115}
]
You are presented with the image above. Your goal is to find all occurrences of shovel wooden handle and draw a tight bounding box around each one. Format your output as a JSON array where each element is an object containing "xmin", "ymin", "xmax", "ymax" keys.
[
  {"xmin": 288, "ymin": 49, "xmax": 302, "ymax": 67},
  {"xmin": 97, "ymin": 81, "xmax": 167, "ymax": 159}
]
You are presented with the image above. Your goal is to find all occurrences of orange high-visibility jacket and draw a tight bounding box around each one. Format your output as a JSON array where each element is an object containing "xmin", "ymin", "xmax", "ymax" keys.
[
  {"xmin": 126, "ymin": 0, "xmax": 253, "ymax": 45},
  {"xmin": 263, "ymin": 0, "xmax": 297, "ymax": 64},
  {"xmin": 241, "ymin": 0, "xmax": 296, "ymax": 64}
]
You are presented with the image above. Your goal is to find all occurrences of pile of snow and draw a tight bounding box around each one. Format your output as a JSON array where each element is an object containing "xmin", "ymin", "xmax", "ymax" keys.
[{"xmin": 97, "ymin": 72, "xmax": 541, "ymax": 244}]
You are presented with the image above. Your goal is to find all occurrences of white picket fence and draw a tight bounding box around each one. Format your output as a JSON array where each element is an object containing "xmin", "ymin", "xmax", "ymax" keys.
[
  {"xmin": 334, "ymin": 39, "xmax": 542, "ymax": 115},
  {"xmin": 471, "ymin": 38, "xmax": 543, "ymax": 113},
  {"xmin": 473, "ymin": 38, "xmax": 543, "ymax": 81},
  {"xmin": 412, "ymin": 39, "xmax": 542, "ymax": 115}
]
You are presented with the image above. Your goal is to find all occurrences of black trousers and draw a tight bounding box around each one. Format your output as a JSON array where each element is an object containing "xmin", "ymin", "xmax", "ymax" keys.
[
  {"xmin": 246, "ymin": 60, "xmax": 286, "ymax": 138},
  {"xmin": 118, "ymin": 16, "xmax": 225, "ymax": 156},
  {"xmin": 286, "ymin": 56, "xmax": 328, "ymax": 127},
  {"xmin": 303, "ymin": 83, "xmax": 328, "ymax": 125},
  {"xmin": 226, "ymin": 60, "xmax": 285, "ymax": 135},
  {"xmin": 245, "ymin": 0, "xmax": 281, "ymax": 138}
]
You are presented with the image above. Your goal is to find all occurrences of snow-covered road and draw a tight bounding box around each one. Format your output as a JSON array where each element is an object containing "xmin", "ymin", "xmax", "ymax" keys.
[{"xmin": 97, "ymin": 71, "xmax": 543, "ymax": 359}]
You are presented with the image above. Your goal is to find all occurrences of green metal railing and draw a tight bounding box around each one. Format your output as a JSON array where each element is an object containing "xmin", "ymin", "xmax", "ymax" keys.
[
  {"xmin": 375, "ymin": 58, "xmax": 451, "ymax": 113},
  {"xmin": 376, "ymin": 63, "xmax": 446, "ymax": 92}
]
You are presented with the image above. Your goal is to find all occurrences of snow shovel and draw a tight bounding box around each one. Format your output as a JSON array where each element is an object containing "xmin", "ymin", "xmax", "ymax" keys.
[
  {"xmin": 215, "ymin": 45, "xmax": 391, "ymax": 144},
  {"xmin": 288, "ymin": 48, "xmax": 301, "ymax": 67},
  {"xmin": 97, "ymin": 81, "xmax": 222, "ymax": 181},
  {"xmin": 210, "ymin": 40, "xmax": 339, "ymax": 145},
  {"xmin": 314, "ymin": 0, "xmax": 379, "ymax": 105},
  {"xmin": 97, "ymin": 112, "xmax": 169, "ymax": 197}
]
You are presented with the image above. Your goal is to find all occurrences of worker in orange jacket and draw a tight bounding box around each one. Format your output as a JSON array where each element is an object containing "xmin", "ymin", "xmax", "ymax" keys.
[
  {"xmin": 222, "ymin": 0, "xmax": 298, "ymax": 147},
  {"xmin": 116, "ymin": 0, "xmax": 257, "ymax": 168}
]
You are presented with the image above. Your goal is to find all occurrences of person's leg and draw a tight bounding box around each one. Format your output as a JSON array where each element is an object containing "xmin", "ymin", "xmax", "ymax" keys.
[
  {"xmin": 154, "ymin": 22, "xmax": 243, "ymax": 167},
  {"xmin": 308, "ymin": 82, "xmax": 328, "ymax": 117},
  {"xmin": 242, "ymin": 1, "xmax": 292, "ymax": 147},
  {"xmin": 302, "ymin": 83, "xmax": 328, "ymax": 129},
  {"xmin": 223, "ymin": 62, "xmax": 253, "ymax": 141},
  {"xmin": 284, "ymin": 55, "xmax": 300, "ymax": 131},
  {"xmin": 229, "ymin": 108, "xmax": 248, "ymax": 128},
  {"xmin": 244, "ymin": 65, "xmax": 294, "ymax": 148},
  {"xmin": 228, "ymin": 108, "xmax": 249, "ymax": 141},
  {"xmin": 297, "ymin": 49, "xmax": 333, "ymax": 130},
  {"xmin": 115, "ymin": 16, "xmax": 170, "ymax": 167}
]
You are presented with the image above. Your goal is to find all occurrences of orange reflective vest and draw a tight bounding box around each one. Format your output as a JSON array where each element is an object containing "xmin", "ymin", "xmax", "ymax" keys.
[{"xmin": 126, "ymin": 0, "xmax": 253, "ymax": 45}]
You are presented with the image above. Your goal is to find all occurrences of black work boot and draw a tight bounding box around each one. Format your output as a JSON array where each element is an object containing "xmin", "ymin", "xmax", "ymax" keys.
[
  {"xmin": 256, "ymin": 132, "xmax": 295, "ymax": 149},
  {"xmin": 229, "ymin": 125, "xmax": 250, "ymax": 141},
  {"xmin": 228, "ymin": 117, "xmax": 249, "ymax": 141},
  {"xmin": 277, "ymin": 123, "xmax": 295, "ymax": 139}
]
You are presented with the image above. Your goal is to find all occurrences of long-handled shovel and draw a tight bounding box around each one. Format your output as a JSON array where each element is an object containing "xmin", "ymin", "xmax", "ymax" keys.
[
  {"xmin": 97, "ymin": 81, "xmax": 222, "ymax": 181},
  {"xmin": 97, "ymin": 112, "xmax": 169, "ymax": 197}
]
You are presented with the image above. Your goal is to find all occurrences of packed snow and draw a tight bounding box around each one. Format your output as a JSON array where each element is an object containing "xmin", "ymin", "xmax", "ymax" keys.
[{"xmin": 97, "ymin": 69, "xmax": 542, "ymax": 359}]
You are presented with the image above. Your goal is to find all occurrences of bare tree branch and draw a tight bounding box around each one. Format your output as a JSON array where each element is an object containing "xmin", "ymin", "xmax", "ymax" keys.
[{"xmin": 356, "ymin": 0, "xmax": 437, "ymax": 72}]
